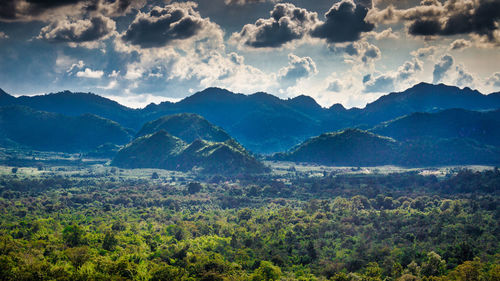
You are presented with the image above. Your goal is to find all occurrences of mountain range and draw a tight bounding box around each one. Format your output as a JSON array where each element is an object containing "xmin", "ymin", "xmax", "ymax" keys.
[
  {"xmin": 2, "ymin": 83, "xmax": 499, "ymax": 154},
  {"xmin": 1, "ymin": 82, "xmax": 500, "ymax": 168}
]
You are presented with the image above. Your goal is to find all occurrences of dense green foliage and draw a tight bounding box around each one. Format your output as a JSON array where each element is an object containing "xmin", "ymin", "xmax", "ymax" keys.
[
  {"xmin": 276, "ymin": 129, "xmax": 500, "ymax": 166},
  {"xmin": 136, "ymin": 113, "xmax": 232, "ymax": 143},
  {"xmin": 0, "ymin": 166, "xmax": 498, "ymax": 280},
  {"xmin": 112, "ymin": 131, "xmax": 269, "ymax": 174}
]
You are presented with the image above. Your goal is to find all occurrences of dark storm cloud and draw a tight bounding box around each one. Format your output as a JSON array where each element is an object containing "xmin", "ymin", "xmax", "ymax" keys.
[
  {"xmin": 0, "ymin": 0, "xmax": 137, "ymax": 21},
  {"xmin": 408, "ymin": 19, "xmax": 441, "ymax": 36},
  {"xmin": 121, "ymin": 4, "xmax": 209, "ymax": 48},
  {"xmin": 433, "ymin": 54, "xmax": 454, "ymax": 83},
  {"xmin": 0, "ymin": 0, "xmax": 88, "ymax": 20},
  {"xmin": 231, "ymin": 3, "xmax": 319, "ymax": 48},
  {"xmin": 310, "ymin": 0, "xmax": 374, "ymax": 43},
  {"xmin": 38, "ymin": 15, "xmax": 115, "ymax": 43},
  {"xmin": 370, "ymin": 0, "xmax": 500, "ymax": 42}
]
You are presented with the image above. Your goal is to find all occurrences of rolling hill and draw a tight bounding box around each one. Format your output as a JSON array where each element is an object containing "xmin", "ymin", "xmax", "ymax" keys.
[
  {"xmin": 136, "ymin": 113, "xmax": 232, "ymax": 143},
  {"xmin": 274, "ymin": 129, "xmax": 398, "ymax": 166},
  {"xmin": 0, "ymin": 106, "xmax": 132, "ymax": 152},
  {"xmin": 371, "ymin": 108, "xmax": 500, "ymax": 146},
  {"xmin": 112, "ymin": 130, "xmax": 268, "ymax": 174},
  {"xmin": 275, "ymin": 128, "xmax": 500, "ymax": 167}
]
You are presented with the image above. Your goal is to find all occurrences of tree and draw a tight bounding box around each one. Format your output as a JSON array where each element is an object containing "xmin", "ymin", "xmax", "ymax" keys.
[
  {"xmin": 65, "ymin": 246, "xmax": 90, "ymax": 269},
  {"xmin": 63, "ymin": 224, "xmax": 84, "ymax": 247},
  {"xmin": 421, "ymin": 252, "xmax": 446, "ymax": 277},
  {"xmin": 102, "ymin": 231, "xmax": 117, "ymax": 251},
  {"xmin": 251, "ymin": 261, "xmax": 281, "ymax": 281},
  {"xmin": 151, "ymin": 265, "xmax": 186, "ymax": 281},
  {"xmin": 187, "ymin": 182, "xmax": 203, "ymax": 194}
]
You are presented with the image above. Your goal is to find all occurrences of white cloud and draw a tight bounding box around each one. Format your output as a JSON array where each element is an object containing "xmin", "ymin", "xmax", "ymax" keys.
[{"xmin": 76, "ymin": 68, "xmax": 104, "ymax": 79}]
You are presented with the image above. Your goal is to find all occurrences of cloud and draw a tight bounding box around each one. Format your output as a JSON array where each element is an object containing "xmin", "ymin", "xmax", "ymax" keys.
[
  {"xmin": 449, "ymin": 39, "xmax": 472, "ymax": 51},
  {"xmin": 368, "ymin": 0, "xmax": 500, "ymax": 44},
  {"xmin": 224, "ymin": 0, "xmax": 276, "ymax": 5},
  {"xmin": 455, "ymin": 64, "xmax": 474, "ymax": 87},
  {"xmin": 364, "ymin": 27, "xmax": 399, "ymax": 40},
  {"xmin": 486, "ymin": 72, "xmax": 500, "ymax": 88},
  {"xmin": 331, "ymin": 40, "xmax": 381, "ymax": 66},
  {"xmin": 433, "ymin": 54, "xmax": 454, "ymax": 84},
  {"xmin": 67, "ymin": 60, "xmax": 85, "ymax": 73},
  {"xmin": 0, "ymin": 0, "xmax": 143, "ymax": 22},
  {"xmin": 397, "ymin": 58, "xmax": 422, "ymax": 80},
  {"xmin": 410, "ymin": 46, "xmax": 437, "ymax": 58},
  {"xmin": 364, "ymin": 58, "xmax": 423, "ymax": 93},
  {"xmin": 121, "ymin": 2, "xmax": 220, "ymax": 49},
  {"xmin": 311, "ymin": 0, "xmax": 374, "ymax": 43},
  {"xmin": 364, "ymin": 74, "xmax": 395, "ymax": 93},
  {"xmin": 327, "ymin": 79, "xmax": 343, "ymax": 92},
  {"xmin": 76, "ymin": 67, "xmax": 104, "ymax": 78},
  {"xmin": 278, "ymin": 53, "xmax": 317, "ymax": 84},
  {"xmin": 230, "ymin": 3, "xmax": 319, "ymax": 49},
  {"xmin": 38, "ymin": 15, "xmax": 115, "ymax": 47}
]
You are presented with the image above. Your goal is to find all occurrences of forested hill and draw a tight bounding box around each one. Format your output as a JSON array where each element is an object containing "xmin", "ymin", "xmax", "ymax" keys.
[{"xmin": 1, "ymin": 83, "xmax": 499, "ymax": 154}]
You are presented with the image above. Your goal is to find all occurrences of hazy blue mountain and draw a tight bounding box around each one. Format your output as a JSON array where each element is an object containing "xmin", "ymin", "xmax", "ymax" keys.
[
  {"xmin": 142, "ymin": 88, "xmax": 326, "ymax": 153},
  {"xmin": 136, "ymin": 113, "xmax": 232, "ymax": 143},
  {"xmin": 0, "ymin": 89, "xmax": 140, "ymax": 129},
  {"xmin": 112, "ymin": 130, "xmax": 268, "ymax": 174},
  {"xmin": 0, "ymin": 106, "xmax": 132, "ymax": 152},
  {"xmin": 276, "ymin": 128, "xmax": 500, "ymax": 166},
  {"xmin": 357, "ymin": 83, "xmax": 500, "ymax": 125},
  {"xmin": 372, "ymin": 108, "xmax": 500, "ymax": 146},
  {"xmin": 2, "ymin": 83, "xmax": 500, "ymax": 154}
]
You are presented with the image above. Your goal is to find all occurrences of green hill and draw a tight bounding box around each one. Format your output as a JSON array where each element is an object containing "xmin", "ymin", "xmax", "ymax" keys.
[
  {"xmin": 276, "ymin": 129, "xmax": 397, "ymax": 166},
  {"xmin": 112, "ymin": 131, "xmax": 268, "ymax": 174},
  {"xmin": 275, "ymin": 128, "xmax": 500, "ymax": 166},
  {"xmin": 111, "ymin": 130, "xmax": 186, "ymax": 169},
  {"xmin": 136, "ymin": 113, "xmax": 231, "ymax": 143},
  {"xmin": 0, "ymin": 105, "xmax": 132, "ymax": 152},
  {"xmin": 372, "ymin": 108, "xmax": 500, "ymax": 146}
]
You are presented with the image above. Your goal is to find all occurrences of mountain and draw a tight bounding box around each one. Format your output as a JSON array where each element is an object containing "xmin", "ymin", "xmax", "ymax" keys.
[
  {"xmin": 112, "ymin": 130, "xmax": 268, "ymax": 174},
  {"xmin": 142, "ymin": 88, "xmax": 327, "ymax": 153},
  {"xmin": 136, "ymin": 113, "xmax": 232, "ymax": 143},
  {"xmin": 0, "ymin": 106, "xmax": 132, "ymax": 152},
  {"xmin": 275, "ymin": 129, "xmax": 397, "ymax": 166},
  {"xmin": 2, "ymin": 83, "xmax": 500, "ymax": 154},
  {"xmin": 275, "ymin": 128, "xmax": 500, "ymax": 167},
  {"xmin": 357, "ymin": 83, "xmax": 500, "ymax": 126},
  {"xmin": 372, "ymin": 108, "xmax": 500, "ymax": 146},
  {"xmin": 0, "ymin": 89, "xmax": 140, "ymax": 129}
]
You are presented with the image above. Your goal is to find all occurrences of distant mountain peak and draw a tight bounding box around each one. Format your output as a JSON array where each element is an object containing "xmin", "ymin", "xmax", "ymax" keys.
[{"xmin": 288, "ymin": 95, "xmax": 322, "ymax": 109}]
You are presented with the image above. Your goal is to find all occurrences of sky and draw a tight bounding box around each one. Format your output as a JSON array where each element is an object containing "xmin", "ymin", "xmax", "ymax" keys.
[{"xmin": 0, "ymin": 0, "xmax": 499, "ymax": 109}]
